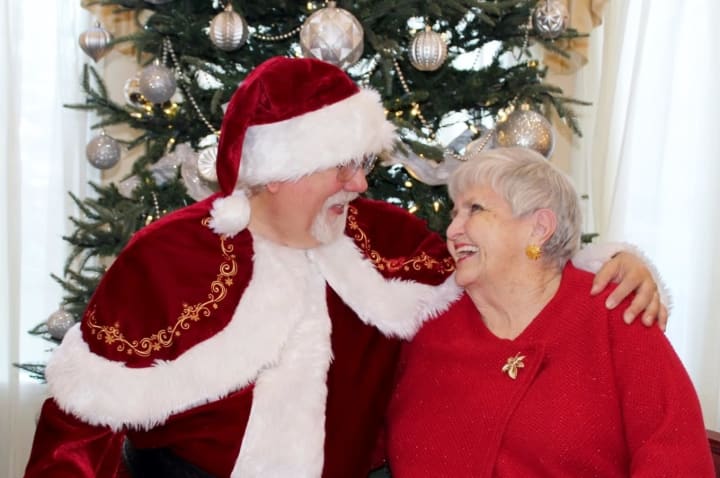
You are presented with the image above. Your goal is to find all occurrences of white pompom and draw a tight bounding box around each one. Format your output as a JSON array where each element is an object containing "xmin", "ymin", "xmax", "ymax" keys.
[{"xmin": 209, "ymin": 191, "xmax": 250, "ymax": 237}]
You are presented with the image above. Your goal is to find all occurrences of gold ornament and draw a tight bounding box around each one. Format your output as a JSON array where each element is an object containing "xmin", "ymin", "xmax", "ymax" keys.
[
  {"xmin": 123, "ymin": 73, "xmax": 148, "ymax": 108},
  {"xmin": 495, "ymin": 105, "xmax": 555, "ymax": 158},
  {"xmin": 525, "ymin": 244, "xmax": 542, "ymax": 261},
  {"xmin": 502, "ymin": 353, "xmax": 526, "ymax": 379}
]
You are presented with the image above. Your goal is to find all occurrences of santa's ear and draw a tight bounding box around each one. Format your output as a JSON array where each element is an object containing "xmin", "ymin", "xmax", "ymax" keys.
[
  {"xmin": 531, "ymin": 208, "xmax": 557, "ymax": 245},
  {"xmin": 265, "ymin": 181, "xmax": 282, "ymax": 193}
]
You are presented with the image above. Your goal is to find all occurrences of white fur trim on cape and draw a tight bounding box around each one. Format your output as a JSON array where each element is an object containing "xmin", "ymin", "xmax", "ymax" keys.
[
  {"xmin": 308, "ymin": 235, "xmax": 462, "ymax": 339},
  {"xmin": 239, "ymin": 88, "xmax": 396, "ymax": 185},
  {"xmin": 46, "ymin": 233, "xmax": 461, "ymax": 476},
  {"xmin": 47, "ymin": 236, "xmax": 330, "ymax": 433},
  {"xmin": 571, "ymin": 241, "xmax": 671, "ymax": 309},
  {"xmin": 209, "ymin": 190, "xmax": 250, "ymax": 237}
]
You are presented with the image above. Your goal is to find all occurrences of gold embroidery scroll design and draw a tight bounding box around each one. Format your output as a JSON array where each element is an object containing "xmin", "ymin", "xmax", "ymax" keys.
[
  {"xmin": 347, "ymin": 205, "xmax": 455, "ymax": 274},
  {"xmin": 87, "ymin": 217, "xmax": 238, "ymax": 356}
]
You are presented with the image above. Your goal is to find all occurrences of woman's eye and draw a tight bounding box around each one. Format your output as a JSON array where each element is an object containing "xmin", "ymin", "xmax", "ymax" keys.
[{"xmin": 470, "ymin": 203, "xmax": 485, "ymax": 213}]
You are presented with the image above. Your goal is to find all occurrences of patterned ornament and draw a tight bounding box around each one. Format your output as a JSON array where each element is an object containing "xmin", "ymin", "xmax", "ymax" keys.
[
  {"xmin": 532, "ymin": 0, "xmax": 569, "ymax": 39},
  {"xmin": 299, "ymin": 1, "xmax": 364, "ymax": 69},
  {"xmin": 197, "ymin": 146, "xmax": 219, "ymax": 183},
  {"xmin": 138, "ymin": 62, "xmax": 177, "ymax": 104},
  {"xmin": 180, "ymin": 142, "xmax": 218, "ymax": 201},
  {"xmin": 408, "ymin": 26, "xmax": 448, "ymax": 72},
  {"xmin": 78, "ymin": 23, "xmax": 113, "ymax": 62},
  {"xmin": 46, "ymin": 308, "xmax": 75, "ymax": 340},
  {"xmin": 208, "ymin": 3, "xmax": 249, "ymax": 51},
  {"xmin": 495, "ymin": 106, "xmax": 555, "ymax": 158},
  {"xmin": 86, "ymin": 132, "xmax": 122, "ymax": 169},
  {"xmin": 123, "ymin": 73, "xmax": 148, "ymax": 108}
]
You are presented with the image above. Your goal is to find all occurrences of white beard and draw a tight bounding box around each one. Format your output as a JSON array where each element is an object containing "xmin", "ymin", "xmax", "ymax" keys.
[{"xmin": 310, "ymin": 191, "xmax": 358, "ymax": 244}]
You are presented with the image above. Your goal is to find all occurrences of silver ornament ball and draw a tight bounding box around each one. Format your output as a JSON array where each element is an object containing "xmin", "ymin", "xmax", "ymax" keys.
[
  {"xmin": 533, "ymin": 0, "xmax": 570, "ymax": 39},
  {"xmin": 139, "ymin": 63, "xmax": 177, "ymax": 104},
  {"xmin": 209, "ymin": 4, "xmax": 249, "ymax": 51},
  {"xmin": 495, "ymin": 108, "xmax": 555, "ymax": 158},
  {"xmin": 86, "ymin": 134, "xmax": 122, "ymax": 169},
  {"xmin": 46, "ymin": 308, "xmax": 75, "ymax": 340},
  {"xmin": 408, "ymin": 27, "xmax": 448, "ymax": 72},
  {"xmin": 300, "ymin": 1, "xmax": 364, "ymax": 70},
  {"xmin": 78, "ymin": 24, "xmax": 113, "ymax": 62}
]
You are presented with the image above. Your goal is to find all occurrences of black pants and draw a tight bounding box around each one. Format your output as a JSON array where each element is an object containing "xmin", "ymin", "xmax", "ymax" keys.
[
  {"xmin": 122, "ymin": 438, "xmax": 216, "ymax": 478},
  {"xmin": 122, "ymin": 438, "xmax": 394, "ymax": 478}
]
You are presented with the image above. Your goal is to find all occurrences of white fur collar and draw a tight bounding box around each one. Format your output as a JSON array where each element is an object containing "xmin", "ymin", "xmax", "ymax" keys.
[{"xmin": 309, "ymin": 235, "xmax": 462, "ymax": 338}]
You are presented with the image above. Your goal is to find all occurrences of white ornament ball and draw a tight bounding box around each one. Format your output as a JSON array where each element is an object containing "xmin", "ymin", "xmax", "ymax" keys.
[
  {"xmin": 209, "ymin": 4, "xmax": 249, "ymax": 51},
  {"xmin": 86, "ymin": 133, "xmax": 122, "ymax": 169},
  {"xmin": 78, "ymin": 24, "xmax": 113, "ymax": 62},
  {"xmin": 139, "ymin": 63, "xmax": 177, "ymax": 104},
  {"xmin": 300, "ymin": 1, "xmax": 364, "ymax": 69},
  {"xmin": 533, "ymin": 0, "xmax": 569, "ymax": 39},
  {"xmin": 495, "ymin": 108, "xmax": 555, "ymax": 158},
  {"xmin": 46, "ymin": 308, "xmax": 75, "ymax": 340},
  {"xmin": 408, "ymin": 27, "xmax": 448, "ymax": 72}
]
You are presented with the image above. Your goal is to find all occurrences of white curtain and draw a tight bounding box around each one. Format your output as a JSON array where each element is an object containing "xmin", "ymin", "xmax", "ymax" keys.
[
  {"xmin": 0, "ymin": 2, "xmax": 94, "ymax": 476},
  {"xmin": 573, "ymin": 0, "xmax": 720, "ymax": 430}
]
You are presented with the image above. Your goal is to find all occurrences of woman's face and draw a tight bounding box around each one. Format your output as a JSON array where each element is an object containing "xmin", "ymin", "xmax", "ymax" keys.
[{"xmin": 446, "ymin": 184, "xmax": 532, "ymax": 289}]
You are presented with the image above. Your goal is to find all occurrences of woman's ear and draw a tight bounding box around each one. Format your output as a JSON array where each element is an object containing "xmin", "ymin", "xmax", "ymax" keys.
[{"xmin": 531, "ymin": 208, "xmax": 558, "ymax": 245}]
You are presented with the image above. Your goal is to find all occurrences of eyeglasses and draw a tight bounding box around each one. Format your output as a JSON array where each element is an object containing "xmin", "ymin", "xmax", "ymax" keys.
[{"xmin": 336, "ymin": 153, "xmax": 378, "ymax": 182}]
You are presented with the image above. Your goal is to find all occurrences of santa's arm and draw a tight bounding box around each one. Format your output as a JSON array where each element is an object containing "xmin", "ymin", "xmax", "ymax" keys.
[
  {"xmin": 24, "ymin": 398, "xmax": 126, "ymax": 478},
  {"xmin": 572, "ymin": 242, "xmax": 669, "ymax": 329}
]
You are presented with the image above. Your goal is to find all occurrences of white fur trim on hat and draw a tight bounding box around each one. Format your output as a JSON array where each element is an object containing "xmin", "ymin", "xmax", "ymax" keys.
[
  {"xmin": 209, "ymin": 190, "xmax": 251, "ymax": 237},
  {"xmin": 239, "ymin": 88, "xmax": 396, "ymax": 185}
]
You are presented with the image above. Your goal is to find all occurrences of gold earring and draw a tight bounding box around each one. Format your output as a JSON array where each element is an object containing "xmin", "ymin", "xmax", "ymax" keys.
[{"xmin": 525, "ymin": 244, "xmax": 542, "ymax": 261}]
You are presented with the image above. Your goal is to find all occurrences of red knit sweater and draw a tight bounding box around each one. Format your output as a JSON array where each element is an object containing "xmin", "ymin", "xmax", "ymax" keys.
[{"xmin": 387, "ymin": 264, "xmax": 714, "ymax": 477}]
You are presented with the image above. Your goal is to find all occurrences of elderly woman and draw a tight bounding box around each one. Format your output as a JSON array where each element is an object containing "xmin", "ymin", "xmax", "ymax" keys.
[{"xmin": 386, "ymin": 147, "xmax": 714, "ymax": 476}]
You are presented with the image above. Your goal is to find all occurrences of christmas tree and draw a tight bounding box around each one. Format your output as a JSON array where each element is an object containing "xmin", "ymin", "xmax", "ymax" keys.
[{"xmin": 20, "ymin": 0, "xmax": 585, "ymax": 379}]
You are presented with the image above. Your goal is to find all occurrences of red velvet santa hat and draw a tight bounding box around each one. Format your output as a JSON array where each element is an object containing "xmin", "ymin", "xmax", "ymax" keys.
[{"xmin": 209, "ymin": 56, "xmax": 396, "ymax": 237}]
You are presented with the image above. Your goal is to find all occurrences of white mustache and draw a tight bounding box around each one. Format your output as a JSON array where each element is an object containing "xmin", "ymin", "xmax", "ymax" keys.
[{"xmin": 323, "ymin": 191, "xmax": 359, "ymax": 209}]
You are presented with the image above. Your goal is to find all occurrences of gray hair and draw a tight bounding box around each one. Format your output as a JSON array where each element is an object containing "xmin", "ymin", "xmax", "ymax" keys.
[{"xmin": 448, "ymin": 147, "xmax": 582, "ymax": 268}]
